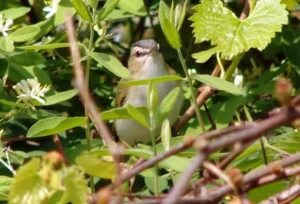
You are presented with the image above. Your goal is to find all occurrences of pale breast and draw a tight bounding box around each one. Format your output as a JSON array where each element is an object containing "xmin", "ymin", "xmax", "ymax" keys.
[{"xmin": 115, "ymin": 81, "xmax": 183, "ymax": 146}]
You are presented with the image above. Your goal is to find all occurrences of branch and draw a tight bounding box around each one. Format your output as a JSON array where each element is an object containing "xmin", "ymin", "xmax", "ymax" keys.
[
  {"xmin": 175, "ymin": 0, "xmax": 251, "ymax": 131},
  {"xmin": 260, "ymin": 184, "xmax": 300, "ymax": 204},
  {"xmin": 65, "ymin": 15, "xmax": 116, "ymax": 150}
]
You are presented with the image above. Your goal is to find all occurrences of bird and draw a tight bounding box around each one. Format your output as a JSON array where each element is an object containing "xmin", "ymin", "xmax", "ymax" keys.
[{"xmin": 114, "ymin": 39, "xmax": 183, "ymax": 146}]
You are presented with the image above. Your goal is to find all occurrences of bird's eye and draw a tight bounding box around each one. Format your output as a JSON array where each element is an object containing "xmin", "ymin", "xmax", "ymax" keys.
[{"xmin": 135, "ymin": 51, "xmax": 141, "ymax": 57}]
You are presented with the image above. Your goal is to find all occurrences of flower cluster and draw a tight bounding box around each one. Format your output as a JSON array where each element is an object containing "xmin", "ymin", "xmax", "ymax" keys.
[
  {"xmin": 43, "ymin": 0, "xmax": 61, "ymax": 19},
  {"xmin": 13, "ymin": 77, "xmax": 50, "ymax": 105},
  {"xmin": 0, "ymin": 13, "xmax": 13, "ymax": 37}
]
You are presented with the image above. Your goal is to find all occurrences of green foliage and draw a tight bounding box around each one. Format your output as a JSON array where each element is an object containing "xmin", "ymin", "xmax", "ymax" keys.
[
  {"xmin": 59, "ymin": 167, "xmax": 88, "ymax": 204},
  {"xmin": 73, "ymin": 0, "xmax": 92, "ymax": 22},
  {"xmin": 76, "ymin": 154, "xmax": 116, "ymax": 179},
  {"xmin": 117, "ymin": 0, "xmax": 147, "ymax": 16},
  {"xmin": 0, "ymin": 0, "xmax": 300, "ymax": 202},
  {"xmin": 1, "ymin": 7, "xmax": 31, "ymax": 19},
  {"xmin": 0, "ymin": 176, "xmax": 13, "ymax": 201},
  {"xmin": 97, "ymin": 0, "xmax": 120, "ymax": 21},
  {"xmin": 8, "ymin": 26, "xmax": 40, "ymax": 42},
  {"xmin": 193, "ymin": 75, "xmax": 244, "ymax": 95},
  {"xmin": 121, "ymin": 75, "xmax": 182, "ymax": 86},
  {"xmin": 127, "ymin": 104, "xmax": 150, "ymax": 128},
  {"xmin": 154, "ymin": 87, "xmax": 181, "ymax": 125},
  {"xmin": 190, "ymin": 0, "xmax": 288, "ymax": 59},
  {"xmin": 27, "ymin": 117, "xmax": 87, "ymax": 138},
  {"xmin": 8, "ymin": 159, "xmax": 47, "ymax": 204}
]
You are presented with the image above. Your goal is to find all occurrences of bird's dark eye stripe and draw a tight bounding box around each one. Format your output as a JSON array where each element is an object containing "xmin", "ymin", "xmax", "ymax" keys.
[{"xmin": 134, "ymin": 51, "xmax": 147, "ymax": 57}]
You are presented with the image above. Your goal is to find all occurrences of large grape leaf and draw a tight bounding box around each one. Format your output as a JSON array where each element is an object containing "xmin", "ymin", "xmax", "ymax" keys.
[{"xmin": 190, "ymin": 0, "xmax": 288, "ymax": 59}]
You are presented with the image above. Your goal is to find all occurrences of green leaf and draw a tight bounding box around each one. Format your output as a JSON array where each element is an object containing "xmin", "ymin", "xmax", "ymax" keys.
[
  {"xmin": 161, "ymin": 18, "xmax": 182, "ymax": 49},
  {"xmin": 73, "ymin": 0, "xmax": 92, "ymax": 22},
  {"xmin": 192, "ymin": 47, "xmax": 217, "ymax": 63},
  {"xmin": 18, "ymin": 43, "xmax": 70, "ymax": 50},
  {"xmin": 145, "ymin": 176, "xmax": 168, "ymax": 193},
  {"xmin": 55, "ymin": 0, "xmax": 76, "ymax": 26},
  {"xmin": 161, "ymin": 119, "xmax": 171, "ymax": 151},
  {"xmin": 148, "ymin": 82, "xmax": 159, "ymax": 116},
  {"xmin": 89, "ymin": 0, "xmax": 98, "ymax": 9},
  {"xmin": 9, "ymin": 159, "xmax": 48, "ymax": 204},
  {"xmin": 104, "ymin": 9, "xmax": 134, "ymax": 20},
  {"xmin": 0, "ymin": 176, "xmax": 13, "ymax": 201},
  {"xmin": 160, "ymin": 155, "xmax": 191, "ymax": 172},
  {"xmin": 8, "ymin": 26, "xmax": 40, "ymax": 42},
  {"xmin": 117, "ymin": 0, "xmax": 147, "ymax": 16},
  {"xmin": 121, "ymin": 75, "xmax": 182, "ymax": 86},
  {"xmin": 11, "ymin": 52, "xmax": 45, "ymax": 66},
  {"xmin": 43, "ymin": 89, "xmax": 78, "ymax": 106},
  {"xmin": 215, "ymin": 96, "xmax": 245, "ymax": 128},
  {"xmin": 0, "ymin": 38, "xmax": 14, "ymax": 52},
  {"xmin": 76, "ymin": 154, "xmax": 116, "ymax": 179},
  {"xmin": 158, "ymin": 0, "xmax": 170, "ymax": 28},
  {"xmin": 98, "ymin": 0, "xmax": 120, "ymax": 21},
  {"xmin": 127, "ymin": 104, "xmax": 150, "ymax": 128},
  {"xmin": 177, "ymin": 0, "xmax": 188, "ymax": 30},
  {"xmin": 270, "ymin": 131, "xmax": 300, "ymax": 154},
  {"xmin": 101, "ymin": 107, "xmax": 149, "ymax": 120},
  {"xmin": 59, "ymin": 167, "xmax": 88, "ymax": 204},
  {"xmin": 281, "ymin": 29, "xmax": 300, "ymax": 69},
  {"xmin": 27, "ymin": 117, "xmax": 87, "ymax": 138},
  {"xmin": 154, "ymin": 87, "xmax": 181, "ymax": 125},
  {"xmin": 14, "ymin": 109, "xmax": 58, "ymax": 120},
  {"xmin": 249, "ymin": 181, "xmax": 289, "ymax": 202},
  {"xmin": 90, "ymin": 52, "xmax": 130, "ymax": 78},
  {"xmin": 190, "ymin": 0, "xmax": 288, "ymax": 59},
  {"xmin": 0, "ymin": 98, "xmax": 25, "ymax": 108},
  {"xmin": 193, "ymin": 75, "xmax": 244, "ymax": 95},
  {"xmin": 281, "ymin": 0, "xmax": 300, "ymax": 9},
  {"xmin": 1, "ymin": 7, "xmax": 31, "ymax": 19}
]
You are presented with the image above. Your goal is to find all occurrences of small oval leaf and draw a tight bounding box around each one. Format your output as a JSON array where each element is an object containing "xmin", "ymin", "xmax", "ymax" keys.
[
  {"xmin": 193, "ymin": 75, "xmax": 244, "ymax": 95},
  {"xmin": 8, "ymin": 26, "xmax": 40, "ymax": 42},
  {"xmin": 97, "ymin": 0, "xmax": 120, "ymax": 21},
  {"xmin": 90, "ymin": 52, "xmax": 130, "ymax": 78},
  {"xmin": 73, "ymin": 0, "xmax": 92, "ymax": 22},
  {"xmin": 154, "ymin": 87, "xmax": 181, "ymax": 125},
  {"xmin": 121, "ymin": 75, "xmax": 182, "ymax": 86},
  {"xmin": 43, "ymin": 89, "xmax": 78, "ymax": 106},
  {"xmin": 76, "ymin": 154, "xmax": 116, "ymax": 179},
  {"xmin": 27, "ymin": 117, "xmax": 87, "ymax": 138},
  {"xmin": 161, "ymin": 18, "xmax": 182, "ymax": 49},
  {"xmin": 127, "ymin": 104, "xmax": 150, "ymax": 128},
  {"xmin": 18, "ymin": 43, "xmax": 70, "ymax": 50}
]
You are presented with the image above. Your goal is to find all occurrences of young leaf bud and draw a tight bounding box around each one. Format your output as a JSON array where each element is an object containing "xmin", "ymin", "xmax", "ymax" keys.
[
  {"xmin": 43, "ymin": 151, "xmax": 64, "ymax": 171},
  {"xmin": 275, "ymin": 77, "xmax": 293, "ymax": 106}
]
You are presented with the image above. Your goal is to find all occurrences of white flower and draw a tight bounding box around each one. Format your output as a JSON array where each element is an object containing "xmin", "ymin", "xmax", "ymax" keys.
[
  {"xmin": 234, "ymin": 74, "xmax": 244, "ymax": 89},
  {"xmin": 13, "ymin": 77, "xmax": 50, "ymax": 105},
  {"xmin": 43, "ymin": 0, "xmax": 61, "ymax": 19},
  {"xmin": 0, "ymin": 14, "xmax": 13, "ymax": 37}
]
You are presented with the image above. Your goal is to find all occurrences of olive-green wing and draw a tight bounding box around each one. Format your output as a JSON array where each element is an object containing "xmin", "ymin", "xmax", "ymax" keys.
[
  {"xmin": 115, "ymin": 78, "xmax": 129, "ymax": 108},
  {"xmin": 113, "ymin": 78, "xmax": 129, "ymax": 142},
  {"xmin": 166, "ymin": 63, "xmax": 182, "ymax": 86}
]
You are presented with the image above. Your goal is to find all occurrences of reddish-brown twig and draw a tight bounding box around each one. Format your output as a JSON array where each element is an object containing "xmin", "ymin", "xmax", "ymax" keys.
[{"xmin": 52, "ymin": 134, "xmax": 69, "ymax": 166}]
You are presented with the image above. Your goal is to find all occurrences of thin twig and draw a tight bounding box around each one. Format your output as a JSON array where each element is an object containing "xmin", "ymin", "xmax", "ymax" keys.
[
  {"xmin": 52, "ymin": 134, "xmax": 69, "ymax": 166},
  {"xmin": 163, "ymin": 152, "xmax": 208, "ymax": 204},
  {"xmin": 203, "ymin": 161, "xmax": 235, "ymax": 191},
  {"xmin": 65, "ymin": 15, "xmax": 116, "ymax": 150},
  {"xmin": 260, "ymin": 184, "xmax": 300, "ymax": 204}
]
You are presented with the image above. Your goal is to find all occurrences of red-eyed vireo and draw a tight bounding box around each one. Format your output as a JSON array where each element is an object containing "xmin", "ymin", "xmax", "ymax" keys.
[{"xmin": 114, "ymin": 39, "xmax": 183, "ymax": 146}]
